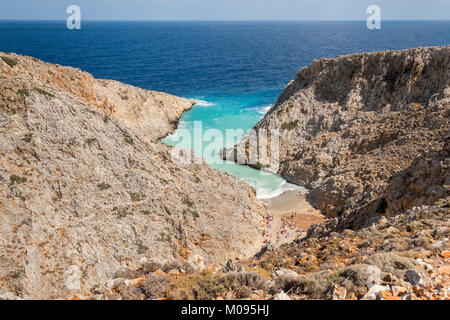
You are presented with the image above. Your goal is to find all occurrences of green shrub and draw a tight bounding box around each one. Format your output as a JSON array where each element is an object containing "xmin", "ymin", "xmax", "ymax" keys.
[
  {"xmin": 22, "ymin": 133, "xmax": 33, "ymax": 143},
  {"xmin": 97, "ymin": 182, "xmax": 111, "ymax": 190},
  {"xmin": 364, "ymin": 253, "xmax": 417, "ymax": 273},
  {"xmin": 33, "ymin": 87, "xmax": 55, "ymax": 98},
  {"xmin": 9, "ymin": 175, "xmax": 27, "ymax": 185},
  {"xmin": 336, "ymin": 264, "xmax": 369, "ymax": 296},
  {"xmin": 162, "ymin": 261, "xmax": 181, "ymax": 273},
  {"xmin": 233, "ymin": 272, "xmax": 267, "ymax": 291},
  {"xmin": 281, "ymin": 120, "xmax": 299, "ymax": 131},
  {"xmin": 140, "ymin": 274, "xmax": 170, "ymax": 298},
  {"xmin": 136, "ymin": 239, "xmax": 148, "ymax": 255},
  {"xmin": 182, "ymin": 197, "xmax": 194, "ymax": 208},
  {"xmin": 124, "ymin": 135, "xmax": 134, "ymax": 145},
  {"xmin": 156, "ymin": 232, "xmax": 172, "ymax": 242},
  {"xmin": 272, "ymin": 275, "xmax": 324, "ymax": 299},
  {"xmin": 194, "ymin": 274, "xmax": 235, "ymax": 300},
  {"xmin": 17, "ymin": 89, "xmax": 29, "ymax": 97},
  {"xmin": 112, "ymin": 206, "xmax": 133, "ymax": 218},
  {"xmin": 86, "ymin": 138, "xmax": 97, "ymax": 146},
  {"xmin": 1, "ymin": 56, "xmax": 18, "ymax": 67},
  {"xmin": 114, "ymin": 268, "xmax": 143, "ymax": 279},
  {"xmin": 297, "ymin": 260, "xmax": 319, "ymax": 273},
  {"xmin": 183, "ymin": 209, "xmax": 199, "ymax": 220},
  {"xmin": 142, "ymin": 261, "xmax": 163, "ymax": 274},
  {"xmin": 130, "ymin": 192, "xmax": 142, "ymax": 201}
]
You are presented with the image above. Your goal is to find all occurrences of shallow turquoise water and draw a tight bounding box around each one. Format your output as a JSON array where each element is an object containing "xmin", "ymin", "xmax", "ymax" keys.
[{"xmin": 163, "ymin": 93, "xmax": 304, "ymax": 199}]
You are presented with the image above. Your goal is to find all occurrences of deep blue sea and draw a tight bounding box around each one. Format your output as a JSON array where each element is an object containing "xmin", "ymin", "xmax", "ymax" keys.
[{"xmin": 1, "ymin": 21, "xmax": 449, "ymax": 197}]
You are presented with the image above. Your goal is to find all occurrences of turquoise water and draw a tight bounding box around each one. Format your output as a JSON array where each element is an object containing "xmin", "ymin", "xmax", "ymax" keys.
[
  {"xmin": 2, "ymin": 21, "xmax": 449, "ymax": 198},
  {"xmin": 163, "ymin": 93, "xmax": 304, "ymax": 199}
]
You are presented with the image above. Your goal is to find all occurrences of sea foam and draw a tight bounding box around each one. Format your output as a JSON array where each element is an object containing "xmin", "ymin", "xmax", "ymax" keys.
[{"xmin": 194, "ymin": 99, "xmax": 215, "ymax": 107}]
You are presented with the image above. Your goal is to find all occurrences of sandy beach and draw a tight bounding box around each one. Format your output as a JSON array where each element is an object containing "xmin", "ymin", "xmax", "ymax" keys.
[{"xmin": 261, "ymin": 190, "xmax": 324, "ymax": 246}]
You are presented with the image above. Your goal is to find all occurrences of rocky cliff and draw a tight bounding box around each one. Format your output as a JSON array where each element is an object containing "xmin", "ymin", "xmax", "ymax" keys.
[
  {"xmin": 22, "ymin": 47, "xmax": 448, "ymax": 301},
  {"xmin": 91, "ymin": 148, "xmax": 449, "ymax": 300},
  {"xmin": 232, "ymin": 46, "xmax": 450, "ymax": 229},
  {"xmin": 0, "ymin": 52, "xmax": 267, "ymax": 299}
]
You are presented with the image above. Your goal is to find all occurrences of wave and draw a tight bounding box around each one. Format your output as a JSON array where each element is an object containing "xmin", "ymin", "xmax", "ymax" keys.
[
  {"xmin": 256, "ymin": 181, "xmax": 307, "ymax": 200},
  {"xmin": 245, "ymin": 105, "xmax": 272, "ymax": 115},
  {"xmin": 163, "ymin": 121, "xmax": 187, "ymax": 141},
  {"xmin": 194, "ymin": 99, "xmax": 215, "ymax": 107}
]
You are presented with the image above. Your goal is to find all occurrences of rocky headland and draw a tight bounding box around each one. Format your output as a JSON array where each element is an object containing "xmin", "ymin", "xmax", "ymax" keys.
[{"xmin": 231, "ymin": 46, "xmax": 449, "ymax": 230}]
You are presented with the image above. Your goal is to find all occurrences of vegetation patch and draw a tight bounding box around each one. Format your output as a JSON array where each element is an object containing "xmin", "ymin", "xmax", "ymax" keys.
[
  {"xmin": 33, "ymin": 87, "xmax": 55, "ymax": 98},
  {"xmin": 183, "ymin": 209, "xmax": 200, "ymax": 220},
  {"xmin": 112, "ymin": 206, "xmax": 133, "ymax": 219},
  {"xmin": 124, "ymin": 135, "xmax": 134, "ymax": 145},
  {"xmin": 86, "ymin": 138, "xmax": 97, "ymax": 146},
  {"xmin": 129, "ymin": 192, "xmax": 142, "ymax": 202},
  {"xmin": 1, "ymin": 56, "xmax": 18, "ymax": 68},
  {"xmin": 97, "ymin": 182, "xmax": 111, "ymax": 191},
  {"xmin": 9, "ymin": 175, "xmax": 27, "ymax": 186},
  {"xmin": 156, "ymin": 232, "xmax": 172, "ymax": 243},
  {"xmin": 445, "ymin": 109, "xmax": 450, "ymax": 118},
  {"xmin": 182, "ymin": 197, "xmax": 194, "ymax": 208},
  {"xmin": 167, "ymin": 273, "xmax": 233, "ymax": 300},
  {"xmin": 22, "ymin": 133, "xmax": 33, "ymax": 143},
  {"xmin": 140, "ymin": 274, "xmax": 170, "ymax": 298},
  {"xmin": 136, "ymin": 239, "xmax": 148, "ymax": 255},
  {"xmin": 17, "ymin": 89, "xmax": 29, "ymax": 97},
  {"xmin": 281, "ymin": 120, "xmax": 299, "ymax": 131},
  {"xmin": 272, "ymin": 275, "xmax": 325, "ymax": 299},
  {"xmin": 166, "ymin": 272, "xmax": 266, "ymax": 300}
]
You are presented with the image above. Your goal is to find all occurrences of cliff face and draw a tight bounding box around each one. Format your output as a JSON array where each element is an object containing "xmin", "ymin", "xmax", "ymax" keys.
[
  {"xmin": 233, "ymin": 46, "xmax": 450, "ymax": 229},
  {"xmin": 0, "ymin": 52, "xmax": 266, "ymax": 299},
  {"xmin": 91, "ymin": 147, "xmax": 449, "ymax": 301}
]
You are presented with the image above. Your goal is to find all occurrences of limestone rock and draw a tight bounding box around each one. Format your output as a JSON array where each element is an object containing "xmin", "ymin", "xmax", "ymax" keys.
[
  {"xmin": 405, "ymin": 270, "xmax": 423, "ymax": 286},
  {"xmin": 272, "ymin": 269, "xmax": 299, "ymax": 278},
  {"xmin": 363, "ymin": 285, "xmax": 389, "ymax": 300},
  {"xmin": 0, "ymin": 52, "xmax": 267, "ymax": 299},
  {"xmin": 392, "ymin": 286, "xmax": 408, "ymax": 297},
  {"xmin": 230, "ymin": 46, "xmax": 450, "ymax": 230},
  {"xmin": 273, "ymin": 291, "xmax": 290, "ymax": 300}
]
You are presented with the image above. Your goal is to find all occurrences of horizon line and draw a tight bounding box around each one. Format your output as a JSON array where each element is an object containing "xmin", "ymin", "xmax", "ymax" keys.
[{"xmin": 1, "ymin": 19, "xmax": 450, "ymax": 22}]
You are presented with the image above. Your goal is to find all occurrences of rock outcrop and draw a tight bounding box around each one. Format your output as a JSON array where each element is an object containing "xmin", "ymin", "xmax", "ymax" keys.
[
  {"xmin": 231, "ymin": 46, "xmax": 450, "ymax": 229},
  {"xmin": 0, "ymin": 52, "xmax": 267, "ymax": 299}
]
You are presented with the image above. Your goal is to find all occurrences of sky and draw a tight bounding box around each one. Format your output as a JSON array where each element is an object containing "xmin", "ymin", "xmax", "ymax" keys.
[{"xmin": 1, "ymin": 0, "xmax": 449, "ymax": 21}]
